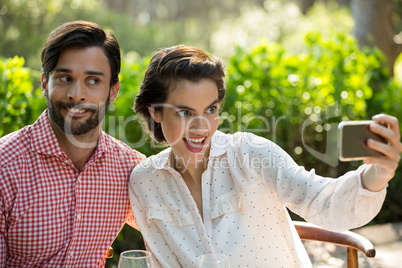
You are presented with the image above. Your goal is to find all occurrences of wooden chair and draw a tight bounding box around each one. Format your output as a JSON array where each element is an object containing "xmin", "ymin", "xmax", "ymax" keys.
[
  {"xmin": 106, "ymin": 246, "xmax": 114, "ymax": 258},
  {"xmin": 294, "ymin": 221, "xmax": 375, "ymax": 268}
]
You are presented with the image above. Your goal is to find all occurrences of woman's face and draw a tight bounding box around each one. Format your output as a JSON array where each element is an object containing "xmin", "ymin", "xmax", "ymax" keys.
[{"xmin": 152, "ymin": 79, "xmax": 220, "ymax": 168}]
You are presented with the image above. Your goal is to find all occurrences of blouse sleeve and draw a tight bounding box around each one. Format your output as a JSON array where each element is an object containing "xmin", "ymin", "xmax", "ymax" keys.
[
  {"xmin": 128, "ymin": 167, "xmax": 181, "ymax": 268},
  {"xmin": 240, "ymin": 132, "xmax": 387, "ymax": 232}
]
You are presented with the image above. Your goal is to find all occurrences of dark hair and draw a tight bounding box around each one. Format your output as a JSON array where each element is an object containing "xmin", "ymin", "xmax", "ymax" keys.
[
  {"xmin": 41, "ymin": 20, "xmax": 120, "ymax": 87},
  {"xmin": 134, "ymin": 45, "xmax": 226, "ymax": 143}
]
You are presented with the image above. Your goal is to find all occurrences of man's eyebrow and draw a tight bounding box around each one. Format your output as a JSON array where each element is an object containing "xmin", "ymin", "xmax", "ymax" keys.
[
  {"xmin": 54, "ymin": 68, "xmax": 72, "ymax": 73},
  {"xmin": 172, "ymin": 99, "xmax": 219, "ymax": 111},
  {"xmin": 85, "ymin": 71, "xmax": 105, "ymax": 76},
  {"xmin": 53, "ymin": 68, "xmax": 105, "ymax": 76}
]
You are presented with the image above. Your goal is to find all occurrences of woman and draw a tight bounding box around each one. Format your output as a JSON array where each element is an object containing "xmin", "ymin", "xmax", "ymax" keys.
[{"xmin": 129, "ymin": 45, "xmax": 401, "ymax": 267}]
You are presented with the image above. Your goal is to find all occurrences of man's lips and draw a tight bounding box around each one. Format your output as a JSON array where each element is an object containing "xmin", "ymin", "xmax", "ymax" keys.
[
  {"xmin": 64, "ymin": 107, "xmax": 88, "ymax": 117},
  {"xmin": 63, "ymin": 106, "xmax": 96, "ymax": 117},
  {"xmin": 184, "ymin": 136, "xmax": 207, "ymax": 153}
]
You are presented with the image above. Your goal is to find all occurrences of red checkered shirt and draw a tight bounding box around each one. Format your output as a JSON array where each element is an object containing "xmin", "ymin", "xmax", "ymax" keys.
[{"xmin": 0, "ymin": 110, "xmax": 145, "ymax": 267}]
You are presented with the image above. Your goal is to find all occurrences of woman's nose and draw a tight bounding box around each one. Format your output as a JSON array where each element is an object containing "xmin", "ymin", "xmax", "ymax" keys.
[{"xmin": 189, "ymin": 116, "xmax": 210, "ymax": 133}]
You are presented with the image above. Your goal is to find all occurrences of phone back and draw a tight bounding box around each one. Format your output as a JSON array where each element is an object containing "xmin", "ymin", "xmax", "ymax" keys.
[{"xmin": 338, "ymin": 121, "xmax": 386, "ymax": 161}]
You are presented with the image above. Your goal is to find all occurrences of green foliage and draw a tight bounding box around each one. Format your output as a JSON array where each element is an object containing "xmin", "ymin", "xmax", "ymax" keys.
[
  {"xmin": 223, "ymin": 31, "xmax": 390, "ymax": 172},
  {"xmin": 0, "ymin": 0, "xmax": 113, "ymax": 70},
  {"xmin": 105, "ymin": 225, "xmax": 145, "ymax": 267},
  {"xmin": 211, "ymin": 1, "xmax": 354, "ymax": 61},
  {"xmin": 103, "ymin": 54, "xmax": 167, "ymax": 157},
  {"xmin": 1, "ymin": 30, "xmax": 402, "ymax": 266},
  {"xmin": 223, "ymin": 31, "xmax": 402, "ymax": 223},
  {"xmin": 0, "ymin": 0, "xmax": 204, "ymax": 71},
  {"xmin": 0, "ymin": 56, "xmax": 45, "ymax": 137}
]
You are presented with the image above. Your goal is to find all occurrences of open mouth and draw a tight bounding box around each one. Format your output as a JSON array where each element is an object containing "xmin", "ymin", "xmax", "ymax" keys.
[
  {"xmin": 65, "ymin": 107, "xmax": 91, "ymax": 117},
  {"xmin": 184, "ymin": 136, "xmax": 207, "ymax": 153}
]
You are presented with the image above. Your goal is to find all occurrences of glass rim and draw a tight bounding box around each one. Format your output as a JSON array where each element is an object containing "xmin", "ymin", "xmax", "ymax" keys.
[{"xmin": 120, "ymin": 249, "xmax": 152, "ymax": 259}]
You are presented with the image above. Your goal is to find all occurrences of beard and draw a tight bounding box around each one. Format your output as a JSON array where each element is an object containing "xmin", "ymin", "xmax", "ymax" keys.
[{"xmin": 47, "ymin": 93, "xmax": 110, "ymax": 136}]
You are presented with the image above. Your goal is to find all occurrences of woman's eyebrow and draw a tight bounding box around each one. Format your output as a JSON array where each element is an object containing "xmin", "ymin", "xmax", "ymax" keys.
[{"xmin": 173, "ymin": 99, "xmax": 219, "ymax": 111}]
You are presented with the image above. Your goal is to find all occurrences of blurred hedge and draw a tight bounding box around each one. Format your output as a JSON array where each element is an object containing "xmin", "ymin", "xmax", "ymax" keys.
[
  {"xmin": 222, "ymin": 31, "xmax": 402, "ymax": 225},
  {"xmin": 1, "ymin": 31, "xmax": 401, "ymax": 267},
  {"xmin": 0, "ymin": 56, "xmax": 45, "ymax": 137}
]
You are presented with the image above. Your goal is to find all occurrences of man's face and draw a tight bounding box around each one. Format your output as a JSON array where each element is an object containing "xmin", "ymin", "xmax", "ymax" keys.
[{"xmin": 42, "ymin": 46, "xmax": 119, "ymax": 136}]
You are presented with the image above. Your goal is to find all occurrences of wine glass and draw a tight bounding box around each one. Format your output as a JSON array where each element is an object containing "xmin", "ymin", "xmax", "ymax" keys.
[
  {"xmin": 117, "ymin": 250, "xmax": 154, "ymax": 268},
  {"xmin": 195, "ymin": 253, "xmax": 230, "ymax": 268}
]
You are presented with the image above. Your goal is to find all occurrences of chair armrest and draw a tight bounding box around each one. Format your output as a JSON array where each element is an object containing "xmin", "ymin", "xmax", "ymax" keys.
[
  {"xmin": 106, "ymin": 247, "xmax": 114, "ymax": 258},
  {"xmin": 294, "ymin": 221, "xmax": 375, "ymax": 258}
]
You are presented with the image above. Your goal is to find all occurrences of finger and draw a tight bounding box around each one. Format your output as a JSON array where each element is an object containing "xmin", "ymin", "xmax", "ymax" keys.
[
  {"xmin": 369, "ymin": 123, "xmax": 394, "ymax": 142},
  {"xmin": 372, "ymin": 114, "xmax": 401, "ymax": 139},
  {"xmin": 366, "ymin": 138, "xmax": 401, "ymax": 162},
  {"xmin": 369, "ymin": 123, "xmax": 401, "ymax": 151},
  {"xmin": 371, "ymin": 115, "xmax": 402, "ymax": 153}
]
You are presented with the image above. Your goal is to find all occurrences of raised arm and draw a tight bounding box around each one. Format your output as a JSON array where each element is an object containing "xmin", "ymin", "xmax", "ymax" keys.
[{"xmin": 361, "ymin": 114, "xmax": 402, "ymax": 192}]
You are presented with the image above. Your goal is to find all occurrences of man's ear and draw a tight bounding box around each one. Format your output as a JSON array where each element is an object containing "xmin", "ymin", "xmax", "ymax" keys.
[
  {"xmin": 41, "ymin": 75, "xmax": 48, "ymax": 97},
  {"xmin": 148, "ymin": 106, "xmax": 162, "ymax": 123},
  {"xmin": 109, "ymin": 81, "xmax": 120, "ymax": 104}
]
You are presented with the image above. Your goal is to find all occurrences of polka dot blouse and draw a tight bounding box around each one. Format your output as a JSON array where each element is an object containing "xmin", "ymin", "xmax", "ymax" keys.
[{"xmin": 129, "ymin": 131, "xmax": 386, "ymax": 268}]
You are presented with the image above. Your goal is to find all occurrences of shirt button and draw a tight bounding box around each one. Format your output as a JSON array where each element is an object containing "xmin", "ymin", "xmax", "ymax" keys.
[
  {"xmin": 77, "ymin": 214, "xmax": 81, "ymax": 220},
  {"xmin": 70, "ymin": 252, "xmax": 73, "ymax": 257}
]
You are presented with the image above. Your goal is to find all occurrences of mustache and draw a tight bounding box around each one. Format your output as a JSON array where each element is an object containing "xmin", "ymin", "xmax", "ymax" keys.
[{"xmin": 55, "ymin": 101, "xmax": 97, "ymax": 112}]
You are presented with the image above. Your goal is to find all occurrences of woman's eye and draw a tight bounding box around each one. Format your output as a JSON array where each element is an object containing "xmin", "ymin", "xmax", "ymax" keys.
[
  {"xmin": 206, "ymin": 106, "xmax": 217, "ymax": 114},
  {"xmin": 177, "ymin": 110, "xmax": 191, "ymax": 117},
  {"xmin": 88, "ymin": 78, "xmax": 99, "ymax": 85}
]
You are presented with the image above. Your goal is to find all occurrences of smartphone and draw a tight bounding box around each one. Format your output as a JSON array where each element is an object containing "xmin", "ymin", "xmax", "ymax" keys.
[{"xmin": 337, "ymin": 120, "xmax": 387, "ymax": 161}]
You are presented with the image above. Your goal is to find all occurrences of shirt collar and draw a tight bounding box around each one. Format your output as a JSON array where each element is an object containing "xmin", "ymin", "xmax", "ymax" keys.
[
  {"xmin": 30, "ymin": 110, "xmax": 66, "ymax": 157},
  {"xmin": 30, "ymin": 109, "xmax": 107, "ymax": 159},
  {"xmin": 151, "ymin": 130, "xmax": 229, "ymax": 170}
]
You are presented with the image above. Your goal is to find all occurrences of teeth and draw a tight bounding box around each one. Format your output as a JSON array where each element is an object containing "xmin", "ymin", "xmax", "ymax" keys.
[
  {"xmin": 68, "ymin": 108, "xmax": 85, "ymax": 113},
  {"xmin": 186, "ymin": 137, "xmax": 205, "ymax": 143}
]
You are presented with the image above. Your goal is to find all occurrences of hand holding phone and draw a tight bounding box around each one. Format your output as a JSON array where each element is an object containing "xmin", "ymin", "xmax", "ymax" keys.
[
  {"xmin": 337, "ymin": 115, "xmax": 401, "ymax": 192},
  {"xmin": 338, "ymin": 120, "xmax": 387, "ymax": 161}
]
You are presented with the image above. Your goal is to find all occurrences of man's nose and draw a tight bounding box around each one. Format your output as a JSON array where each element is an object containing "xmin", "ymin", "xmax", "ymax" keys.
[{"xmin": 67, "ymin": 81, "xmax": 86, "ymax": 102}]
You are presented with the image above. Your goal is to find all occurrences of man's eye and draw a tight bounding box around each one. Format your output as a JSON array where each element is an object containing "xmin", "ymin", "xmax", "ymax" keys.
[
  {"xmin": 206, "ymin": 106, "xmax": 217, "ymax": 114},
  {"xmin": 88, "ymin": 78, "xmax": 99, "ymax": 85},
  {"xmin": 177, "ymin": 110, "xmax": 191, "ymax": 117},
  {"xmin": 59, "ymin": 76, "xmax": 70, "ymax": 82}
]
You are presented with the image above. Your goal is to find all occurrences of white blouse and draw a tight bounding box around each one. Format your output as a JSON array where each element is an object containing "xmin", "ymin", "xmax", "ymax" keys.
[{"xmin": 129, "ymin": 131, "xmax": 386, "ymax": 268}]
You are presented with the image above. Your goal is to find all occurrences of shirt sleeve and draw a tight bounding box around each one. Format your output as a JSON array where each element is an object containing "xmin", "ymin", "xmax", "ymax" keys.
[
  {"xmin": 242, "ymin": 132, "xmax": 387, "ymax": 232},
  {"xmin": 125, "ymin": 210, "xmax": 139, "ymax": 230},
  {"xmin": 0, "ymin": 178, "xmax": 6, "ymax": 268}
]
